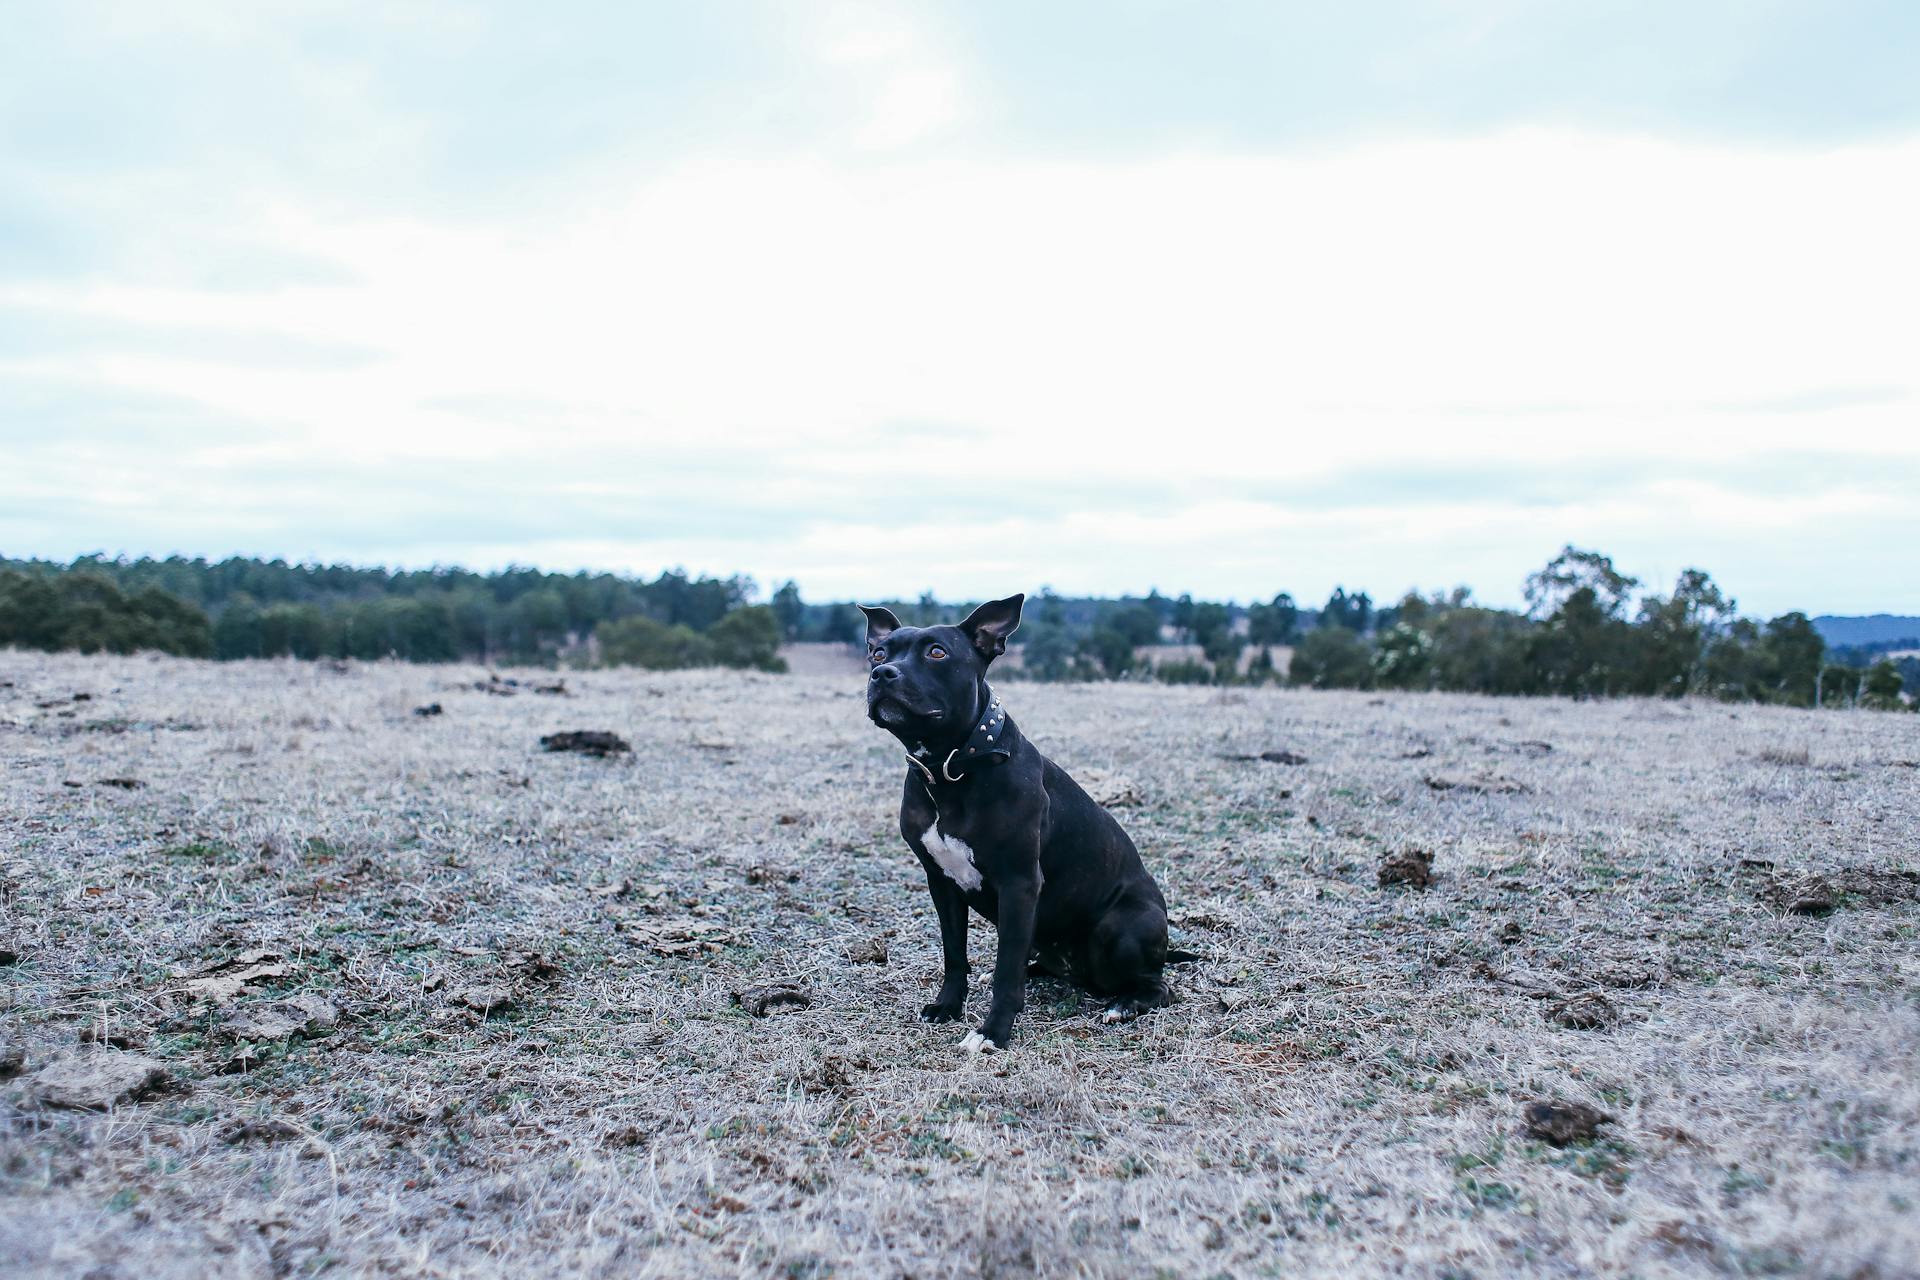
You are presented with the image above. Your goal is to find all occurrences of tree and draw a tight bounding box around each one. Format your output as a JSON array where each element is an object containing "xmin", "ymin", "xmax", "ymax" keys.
[
  {"xmin": 1427, "ymin": 602, "xmax": 1535, "ymax": 694},
  {"xmin": 214, "ymin": 594, "xmax": 264, "ymax": 659},
  {"xmin": 1371, "ymin": 623, "xmax": 1433, "ymax": 689},
  {"xmin": 1187, "ymin": 602, "xmax": 1239, "ymax": 674},
  {"xmin": 1170, "ymin": 594, "xmax": 1196, "ymax": 642},
  {"xmin": 1105, "ymin": 603, "xmax": 1163, "ymax": 647},
  {"xmin": 1756, "ymin": 613, "xmax": 1824, "ymax": 706},
  {"xmin": 1862, "ymin": 659, "xmax": 1906, "ymax": 711},
  {"xmin": 706, "ymin": 606, "xmax": 788, "ymax": 672},
  {"xmin": 1634, "ymin": 568, "xmax": 1735, "ymax": 697},
  {"xmin": 1289, "ymin": 627, "xmax": 1374, "ymax": 689},
  {"xmin": 1079, "ymin": 626, "xmax": 1137, "ymax": 679},
  {"xmin": 1321, "ymin": 587, "xmax": 1372, "ymax": 633},
  {"xmin": 771, "ymin": 581, "xmax": 804, "ymax": 640},
  {"xmin": 1523, "ymin": 548, "xmax": 1640, "ymax": 697},
  {"xmin": 1245, "ymin": 592, "xmax": 1299, "ymax": 682},
  {"xmin": 1018, "ymin": 592, "xmax": 1076, "ymax": 681},
  {"xmin": 1524, "ymin": 546, "xmax": 1638, "ymax": 621},
  {"xmin": 1246, "ymin": 593, "xmax": 1299, "ymax": 647}
]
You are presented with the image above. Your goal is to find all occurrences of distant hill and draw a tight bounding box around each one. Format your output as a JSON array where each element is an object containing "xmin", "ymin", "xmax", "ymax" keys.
[{"xmin": 1812, "ymin": 615, "xmax": 1920, "ymax": 647}]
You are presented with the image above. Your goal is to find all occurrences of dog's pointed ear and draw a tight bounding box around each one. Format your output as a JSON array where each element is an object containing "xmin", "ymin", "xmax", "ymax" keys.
[
  {"xmin": 858, "ymin": 604, "xmax": 901, "ymax": 647},
  {"xmin": 959, "ymin": 593, "xmax": 1024, "ymax": 661}
]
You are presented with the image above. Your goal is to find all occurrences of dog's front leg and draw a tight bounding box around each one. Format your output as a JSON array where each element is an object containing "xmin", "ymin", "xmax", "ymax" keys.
[
  {"xmin": 965, "ymin": 873, "xmax": 1039, "ymax": 1052},
  {"xmin": 921, "ymin": 870, "xmax": 970, "ymax": 1023}
]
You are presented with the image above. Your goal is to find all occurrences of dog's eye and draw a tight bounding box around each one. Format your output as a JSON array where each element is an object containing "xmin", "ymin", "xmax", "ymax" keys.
[
  {"xmin": 870, "ymin": 649, "xmax": 886, "ymax": 664},
  {"xmin": 926, "ymin": 644, "xmax": 947, "ymax": 660}
]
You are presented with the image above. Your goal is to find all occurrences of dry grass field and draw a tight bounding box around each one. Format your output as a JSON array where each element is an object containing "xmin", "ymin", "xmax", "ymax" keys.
[{"xmin": 2, "ymin": 652, "xmax": 1917, "ymax": 1279}]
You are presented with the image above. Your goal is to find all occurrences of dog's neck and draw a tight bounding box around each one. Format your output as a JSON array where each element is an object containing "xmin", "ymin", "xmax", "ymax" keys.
[{"xmin": 906, "ymin": 683, "xmax": 1013, "ymax": 784}]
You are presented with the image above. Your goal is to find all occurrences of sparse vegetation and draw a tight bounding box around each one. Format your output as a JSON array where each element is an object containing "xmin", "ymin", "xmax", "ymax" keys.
[{"xmin": 1, "ymin": 653, "xmax": 1915, "ymax": 1276}]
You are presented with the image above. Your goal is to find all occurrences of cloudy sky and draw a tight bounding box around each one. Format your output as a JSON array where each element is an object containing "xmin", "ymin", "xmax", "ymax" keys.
[{"xmin": 4, "ymin": 2, "xmax": 1916, "ymax": 614}]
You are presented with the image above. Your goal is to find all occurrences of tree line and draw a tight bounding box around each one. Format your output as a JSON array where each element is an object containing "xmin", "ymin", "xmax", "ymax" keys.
[
  {"xmin": 999, "ymin": 548, "xmax": 1905, "ymax": 710},
  {"xmin": 1, "ymin": 549, "xmax": 1911, "ymax": 708},
  {"xmin": 0, "ymin": 555, "xmax": 780, "ymax": 671}
]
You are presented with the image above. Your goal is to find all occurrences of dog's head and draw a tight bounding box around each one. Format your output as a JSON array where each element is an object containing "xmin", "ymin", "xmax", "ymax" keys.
[{"xmin": 859, "ymin": 594, "xmax": 1023, "ymax": 745}]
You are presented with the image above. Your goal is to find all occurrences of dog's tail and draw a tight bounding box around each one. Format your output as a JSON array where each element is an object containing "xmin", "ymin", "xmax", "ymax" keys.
[{"xmin": 1165, "ymin": 948, "xmax": 1203, "ymax": 965}]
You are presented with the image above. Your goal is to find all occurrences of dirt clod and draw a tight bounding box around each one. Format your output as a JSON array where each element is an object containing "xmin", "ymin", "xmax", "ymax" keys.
[
  {"xmin": 181, "ymin": 951, "xmax": 293, "ymax": 1005},
  {"xmin": 221, "ymin": 1117, "xmax": 302, "ymax": 1144},
  {"xmin": 539, "ymin": 730, "xmax": 631, "ymax": 756},
  {"xmin": 1078, "ymin": 768, "xmax": 1146, "ymax": 806},
  {"xmin": 734, "ymin": 982, "xmax": 812, "ymax": 1017},
  {"xmin": 1426, "ymin": 773, "xmax": 1531, "ymax": 795},
  {"xmin": 412, "ymin": 703, "xmax": 443, "ymax": 717},
  {"xmin": 216, "ymin": 1044, "xmax": 266, "ymax": 1074},
  {"xmin": 221, "ymin": 995, "xmax": 339, "ymax": 1042},
  {"xmin": 452, "ymin": 984, "xmax": 516, "ymax": 1015},
  {"xmin": 96, "ymin": 777, "xmax": 145, "ymax": 789},
  {"xmin": 1377, "ymin": 848, "xmax": 1433, "ymax": 889},
  {"xmin": 78, "ymin": 1023, "xmax": 148, "ymax": 1050},
  {"xmin": 32, "ymin": 1051, "xmax": 170, "ymax": 1110},
  {"xmin": 847, "ymin": 935, "xmax": 889, "ymax": 965},
  {"xmin": 814, "ymin": 1053, "xmax": 870, "ymax": 1090},
  {"xmin": 1523, "ymin": 1099, "xmax": 1613, "ymax": 1146},
  {"xmin": 1223, "ymin": 750, "xmax": 1307, "ymax": 765},
  {"xmin": 1596, "ymin": 964, "xmax": 1654, "ymax": 989},
  {"xmin": 1546, "ymin": 991, "xmax": 1620, "ymax": 1030},
  {"xmin": 1759, "ymin": 868, "xmax": 1920, "ymax": 914},
  {"xmin": 619, "ymin": 917, "xmax": 739, "ymax": 955}
]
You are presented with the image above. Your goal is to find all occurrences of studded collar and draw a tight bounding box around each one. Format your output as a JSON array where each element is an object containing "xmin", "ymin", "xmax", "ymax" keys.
[{"xmin": 907, "ymin": 688, "xmax": 1009, "ymax": 785}]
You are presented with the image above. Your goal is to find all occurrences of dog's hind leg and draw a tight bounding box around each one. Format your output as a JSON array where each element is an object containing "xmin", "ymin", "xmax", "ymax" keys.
[{"xmin": 1086, "ymin": 896, "xmax": 1174, "ymax": 1023}]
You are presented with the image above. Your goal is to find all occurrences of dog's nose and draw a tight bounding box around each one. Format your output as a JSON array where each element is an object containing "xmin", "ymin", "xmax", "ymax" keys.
[{"xmin": 870, "ymin": 663, "xmax": 901, "ymax": 684}]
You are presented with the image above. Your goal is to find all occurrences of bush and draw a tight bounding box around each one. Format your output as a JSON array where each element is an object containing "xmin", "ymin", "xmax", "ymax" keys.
[
  {"xmin": 1079, "ymin": 626, "xmax": 1137, "ymax": 678},
  {"xmin": 597, "ymin": 616, "xmax": 713, "ymax": 670},
  {"xmin": 1862, "ymin": 659, "xmax": 1906, "ymax": 711},
  {"xmin": 706, "ymin": 606, "xmax": 787, "ymax": 672},
  {"xmin": 1289, "ymin": 627, "xmax": 1374, "ymax": 690},
  {"xmin": 0, "ymin": 570, "xmax": 211, "ymax": 657}
]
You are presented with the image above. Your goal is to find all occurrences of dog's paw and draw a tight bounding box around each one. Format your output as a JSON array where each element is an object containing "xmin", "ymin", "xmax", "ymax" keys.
[
  {"xmin": 958, "ymin": 1029, "xmax": 996, "ymax": 1055},
  {"xmin": 1102, "ymin": 1000, "xmax": 1141, "ymax": 1024},
  {"xmin": 921, "ymin": 1003, "xmax": 964, "ymax": 1024}
]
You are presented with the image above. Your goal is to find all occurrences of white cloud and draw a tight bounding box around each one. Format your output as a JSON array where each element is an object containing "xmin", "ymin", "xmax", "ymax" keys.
[
  {"xmin": 815, "ymin": 1, "xmax": 968, "ymax": 151},
  {"xmin": 4, "ymin": 130, "xmax": 1917, "ymax": 611}
]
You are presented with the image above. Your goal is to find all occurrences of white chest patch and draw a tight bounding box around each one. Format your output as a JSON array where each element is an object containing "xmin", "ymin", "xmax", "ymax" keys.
[{"xmin": 919, "ymin": 823, "xmax": 983, "ymax": 892}]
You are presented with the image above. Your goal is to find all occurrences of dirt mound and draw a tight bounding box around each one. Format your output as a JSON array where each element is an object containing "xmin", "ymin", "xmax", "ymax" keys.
[
  {"xmin": 1378, "ymin": 848, "xmax": 1434, "ymax": 889},
  {"xmin": 1425, "ymin": 773, "xmax": 1530, "ymax": 795},
  {"xmin": 734, "ymin": 982, "xmax": 811, "ymax": 1017},
  {"xmin": 1222, "ymin": 749, "xmax": 1308, "ymax": 765},
  {"xmin": 1523, "ymin": 1099, "xmax": 1613, "ymax": 1146},
  {"xmin": 32, "ymin": 1051, "xmax": 170, "ymax": 1110},
  {"xmin": 1756, "ymin": 867, "xmax": 1920, "ymax": 914},
  {"xmin": 539, "ymin": 730, "xmax": 631, "ymax": 756}
]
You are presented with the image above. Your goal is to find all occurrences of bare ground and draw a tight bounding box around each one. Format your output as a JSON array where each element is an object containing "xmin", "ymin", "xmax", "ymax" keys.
[{"xmin": 1, "ymin": 652, "xmax": 1916, "ymax": 1278}]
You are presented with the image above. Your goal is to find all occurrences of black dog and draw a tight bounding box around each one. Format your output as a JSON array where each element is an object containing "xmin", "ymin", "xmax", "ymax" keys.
[{"xmin": 860, "ymin": 593, "xmax": 1178, "ymax": 1051}]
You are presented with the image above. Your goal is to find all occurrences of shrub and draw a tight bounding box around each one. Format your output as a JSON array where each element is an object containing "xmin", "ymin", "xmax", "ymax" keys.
[
  {"xmin": 0, "ymin": 570, "xmax": 211, "ymax": 657},
  {"xmin": 1289, "ymin": 627, "xmax": 1374, "ymax": 690},
  {"xmin": 706, "ymin": 606, "xmax": 787, "ymax": 672},
  {"xmin": 597, "ymin": 616, "xmax": 713, "ymax": 670}
]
